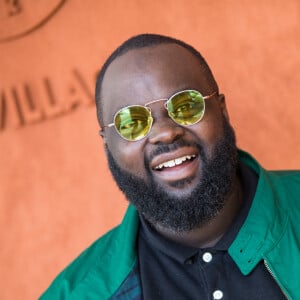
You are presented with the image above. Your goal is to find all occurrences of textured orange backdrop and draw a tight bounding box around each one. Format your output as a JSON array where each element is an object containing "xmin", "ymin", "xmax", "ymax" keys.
[{"xmin": 0, "ymin": 1, "xmax": 299, "ymax": 299}]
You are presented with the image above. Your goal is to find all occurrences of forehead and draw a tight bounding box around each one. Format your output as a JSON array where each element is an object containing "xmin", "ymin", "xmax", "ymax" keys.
[{"xmin": 101, "ymin": 44, "xmax": 212, "ymax": 122}]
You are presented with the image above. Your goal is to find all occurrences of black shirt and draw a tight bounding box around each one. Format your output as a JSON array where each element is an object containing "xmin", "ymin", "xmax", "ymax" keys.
[{"xmin": 138, "ymin": 163, "xmax": 285, "ymax": 299}]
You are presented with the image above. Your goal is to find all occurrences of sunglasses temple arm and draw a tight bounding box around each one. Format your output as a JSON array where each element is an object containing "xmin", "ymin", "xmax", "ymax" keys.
[
  {"xmin": 203, "ymin": 91, "xmax": 218, "ymax": 99},
  {"xmin": 99, "ymin": 122, "xmax": 115, "ymax": 136},
  {"xmin": 102, "ymin": 123, "xmax": 115, "ymax": 129}
]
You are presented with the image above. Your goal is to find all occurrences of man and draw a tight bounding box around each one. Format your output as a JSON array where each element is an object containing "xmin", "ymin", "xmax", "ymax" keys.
[{"xmin": 41, "ymin": 34, "xmax": 300, "ymax": 299}]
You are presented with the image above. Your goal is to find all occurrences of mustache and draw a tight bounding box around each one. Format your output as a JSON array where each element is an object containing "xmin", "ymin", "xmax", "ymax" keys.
[{"xmin": 147, "ymin": 139, "xmax": 201, "ymax": 163}]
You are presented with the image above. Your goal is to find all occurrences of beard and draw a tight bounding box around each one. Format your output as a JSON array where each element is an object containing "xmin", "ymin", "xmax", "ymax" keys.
[{"xmin": 106, "ymin": 117, "xmax": 238, "ymax": 233}]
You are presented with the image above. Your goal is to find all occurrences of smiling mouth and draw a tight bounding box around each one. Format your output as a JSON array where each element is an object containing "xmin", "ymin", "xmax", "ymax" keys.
[{"xmin": 154, "ymin": 154, "xmax": 197, "ymax": 171}]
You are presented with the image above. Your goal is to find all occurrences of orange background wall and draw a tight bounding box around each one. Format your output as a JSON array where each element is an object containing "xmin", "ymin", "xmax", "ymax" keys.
[{"xmin": 0, "ymin": 1, "xmax": 299, "ymax": 299}]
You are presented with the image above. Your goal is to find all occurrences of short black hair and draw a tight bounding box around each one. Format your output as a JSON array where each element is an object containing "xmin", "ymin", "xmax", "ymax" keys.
[{"xmin": 95, "ymin": 33, "xmax": 218, "ymax": 127}]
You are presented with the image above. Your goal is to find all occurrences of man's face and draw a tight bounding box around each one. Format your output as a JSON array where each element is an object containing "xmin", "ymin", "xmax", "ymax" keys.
[{"xmin": 101, "ymin": 44, "xmax": 238, "ymax": 231}]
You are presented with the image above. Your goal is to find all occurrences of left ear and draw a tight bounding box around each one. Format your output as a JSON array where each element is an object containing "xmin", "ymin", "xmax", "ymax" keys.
[
  {"xmin": 217, "ymin": 93, "xmax": 229, "ymax": 121},
  {"xmin": 99, "ymin": 129, "xmax": 107, "ymax": 145}
]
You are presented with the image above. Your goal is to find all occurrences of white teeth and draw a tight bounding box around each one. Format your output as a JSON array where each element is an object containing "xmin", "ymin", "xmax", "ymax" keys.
[
  {"xmin": 167, "ymin": 160, "xmax": 176, "ymax": 167},
  {"xmin": 175, "ymin": 158, "xmax": 182, "ymax": 165},
  {"xmin": 154, "ymin": 154, "xmax": 196, "ymax": 170}
]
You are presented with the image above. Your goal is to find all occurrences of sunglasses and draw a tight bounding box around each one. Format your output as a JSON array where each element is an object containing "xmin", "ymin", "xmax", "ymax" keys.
[{"xmin": 102, "ymin": 89, "xmax": 217, "ymax": 141}]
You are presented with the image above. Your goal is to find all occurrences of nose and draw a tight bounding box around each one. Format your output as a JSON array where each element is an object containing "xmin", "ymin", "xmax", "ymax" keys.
[{"xmin": 148, "ymin": 115, "xmax": 185, "ymax": 144}]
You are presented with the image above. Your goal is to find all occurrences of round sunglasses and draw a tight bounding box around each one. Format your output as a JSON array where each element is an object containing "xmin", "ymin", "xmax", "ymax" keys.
[{"xmin": 102, "ymin": 89, "xmax": 217, "ymax": 141}]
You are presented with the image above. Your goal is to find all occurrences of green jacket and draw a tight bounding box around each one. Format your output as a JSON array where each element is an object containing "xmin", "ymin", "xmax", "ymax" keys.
[{"xmin": 40, "ymin": 151, "xmax": 300, "ymax": 299}]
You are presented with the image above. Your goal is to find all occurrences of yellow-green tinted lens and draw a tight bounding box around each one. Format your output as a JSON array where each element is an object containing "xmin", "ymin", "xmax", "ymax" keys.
[
  {"xmin": 114, "ymin": 106, "xmax": 153, "ymax": 141},
  {"xmin": 167, "ymin": 90, "xmax": 205, "ymax": 125}
]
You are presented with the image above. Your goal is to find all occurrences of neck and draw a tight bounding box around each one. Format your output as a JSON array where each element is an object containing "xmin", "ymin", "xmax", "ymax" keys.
[{"xmin": 152, "ymin": 176, "xmax": 243, "ymax": 248}]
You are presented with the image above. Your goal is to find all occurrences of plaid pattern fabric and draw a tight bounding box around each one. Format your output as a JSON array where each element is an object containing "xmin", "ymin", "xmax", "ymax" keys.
[{"xmin": 111, "ymin": 262, "xmax": 142, "ymax": 300}]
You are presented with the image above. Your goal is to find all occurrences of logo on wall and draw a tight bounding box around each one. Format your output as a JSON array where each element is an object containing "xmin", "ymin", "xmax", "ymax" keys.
[
  {"xmin": 0, "ymin": 0, "xmax": 66, "ymax": 43},
  {"xmin": 0, "ymin": 69, "xmax": 96, "ymax": 131}
]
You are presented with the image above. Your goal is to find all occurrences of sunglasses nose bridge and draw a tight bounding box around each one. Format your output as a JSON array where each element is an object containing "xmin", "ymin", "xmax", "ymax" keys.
[
  {"xmin": 143, "ymin": 97, "xmax": 168, "ymax": 120},
  {"xmin": 145, "ymin": 97, "xmax": 168, "ymax": 108}
]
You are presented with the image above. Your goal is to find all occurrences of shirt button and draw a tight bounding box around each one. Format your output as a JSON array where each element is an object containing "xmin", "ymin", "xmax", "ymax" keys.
[
  {"xmin": 202, "ymin": 252, "xmax": 213, "ymax": 263},
  {"xmin": 213, "ymin": 290, "xmax": 223, "ymax": 300}
]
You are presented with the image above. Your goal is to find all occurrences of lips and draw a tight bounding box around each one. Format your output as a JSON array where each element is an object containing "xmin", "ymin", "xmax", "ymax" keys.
[
  {"xmin": 150, "ymin": 147, "xmax": 199, "ymax": 183},
  {"xmin": 154, "ymin": 154, "xmax": 197, "ymax": 170}
]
